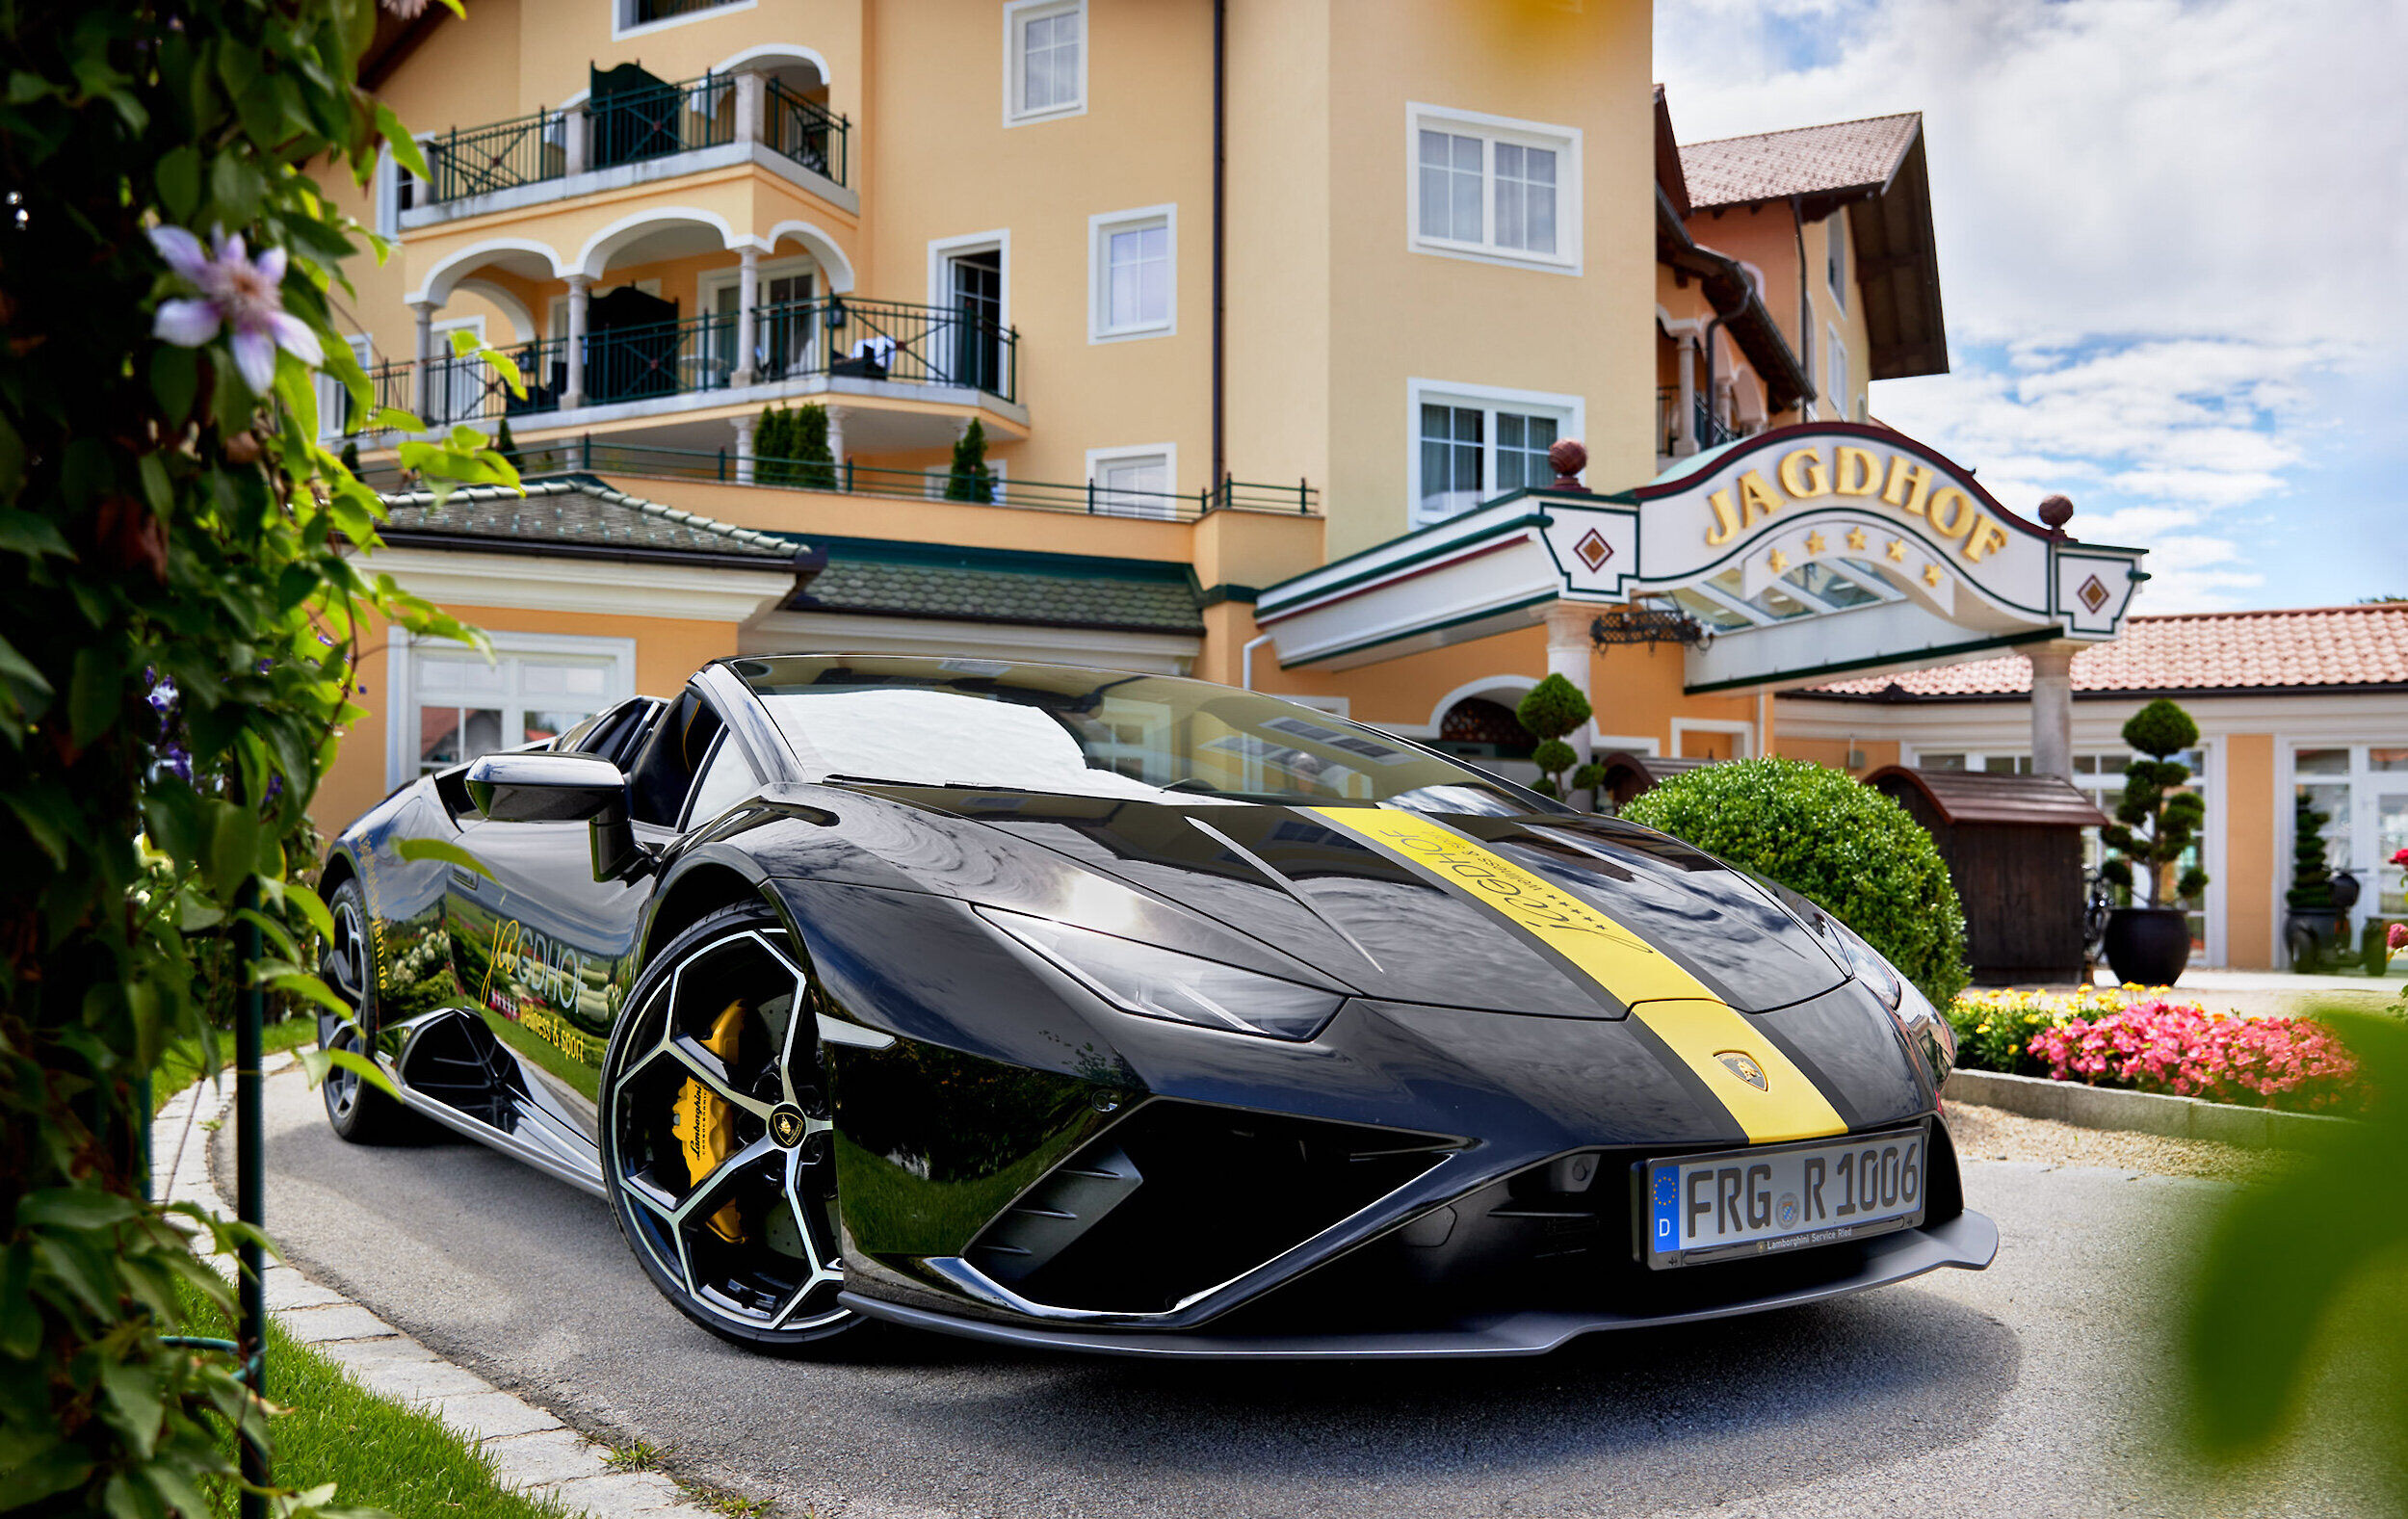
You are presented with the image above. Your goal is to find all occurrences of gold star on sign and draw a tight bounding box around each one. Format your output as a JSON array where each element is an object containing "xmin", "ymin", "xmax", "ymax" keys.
[
  {"xmin": 1805, "ymin": 531, "xmax": 1826, "ymax": 554},
  {"xmin": 1846, "ymin": 526, "xmax": 1869, "ymax": 552},
  {"xmin": 1886, "ymin": 537, "xmax": 1906, "ymax": 562},
  {"xmin": 1768, "ymin": 547, "xmax": 1789, "ymax": 572},
  {"xmin": 1923, "ymin": 563, "xmax": 1943, "ymax": 587}
]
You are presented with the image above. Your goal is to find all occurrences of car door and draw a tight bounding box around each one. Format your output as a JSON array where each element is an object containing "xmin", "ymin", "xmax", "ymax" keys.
[{"xmin": 441, "ymin": 694, "xmax": 694, "ymax": 1139}]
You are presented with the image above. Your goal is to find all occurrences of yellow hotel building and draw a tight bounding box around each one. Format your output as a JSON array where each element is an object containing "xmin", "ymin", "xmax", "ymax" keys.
[{"xmin": 314, "ymin": 1, "xmax": 2401, "ymax": 971}]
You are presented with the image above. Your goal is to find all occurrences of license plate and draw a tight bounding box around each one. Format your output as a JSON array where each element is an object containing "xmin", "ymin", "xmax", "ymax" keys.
[{"xmin": 1637, "ymin": 1127, "xmax": 1926, "ymax": 1269}]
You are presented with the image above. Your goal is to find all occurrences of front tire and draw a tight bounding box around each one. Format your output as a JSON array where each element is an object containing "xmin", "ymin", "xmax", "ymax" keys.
[
  {"xmin": 320, "ymin": 877, "xmax": 423, "ymax": 1145},
  {"xmin": 598, "ymin": 901, "xmax": 863, "ymax": 1353}
]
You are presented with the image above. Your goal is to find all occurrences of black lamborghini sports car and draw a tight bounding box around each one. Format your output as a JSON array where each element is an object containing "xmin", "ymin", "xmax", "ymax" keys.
[{"xmin": 318, "ymin": 654, "xmax": 1995, "ymax": 1357}]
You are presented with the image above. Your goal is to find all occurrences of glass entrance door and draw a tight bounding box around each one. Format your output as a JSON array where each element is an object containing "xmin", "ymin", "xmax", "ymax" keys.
[{"xmin": 714, "ymin": 272, "xmax": 814, "ymax": 382}]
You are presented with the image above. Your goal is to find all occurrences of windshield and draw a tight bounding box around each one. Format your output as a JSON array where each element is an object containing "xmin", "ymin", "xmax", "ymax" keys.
[{"xmin": 729, "ymin": 655, "xmax": 1560, "ymax": 815}]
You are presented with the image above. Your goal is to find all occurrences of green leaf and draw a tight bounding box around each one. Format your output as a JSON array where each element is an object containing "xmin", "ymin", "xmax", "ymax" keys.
[
  {"xmin": 294, "ymin": 1043, "xmax": 399, "ymax": 1099},
  {"xmin": 377, "ymin": 103, "xmax": 431, "ymax": 180},
  {"xmin": 97, "ymin": 1357, "xmax": 164, "ymax": 1460},
  {"xmin": 0, "ymin": 632, "xmax": 55, "ymax": 695},
  {"xmin": 16, "ymin": 1189, "xmax": 141, "ymax": 1231},
  {"xmin": 156, "ymin": 145, "xmax": 201, "ymax": 222},
  {"xmin": 206, "ymin": 800, "xmax": 259, "ymax": 899},
  {"xmin": 66, "ymin": 645, "xmax": 116, "ymax": 747},
  {"xmin": 262, "ymin": 972, "xmax": 348, "ymax": 1019},
  {"xmin": 393, "ymin": 836, "xmax": 492, "ymax": 878},
  {"xmin": 284, "ymin": 880, "xmax": 335, "ymax": 942},
  {"xmin": 0, "ymin": 1244, "xmax": 38, "ymax": 1357}
]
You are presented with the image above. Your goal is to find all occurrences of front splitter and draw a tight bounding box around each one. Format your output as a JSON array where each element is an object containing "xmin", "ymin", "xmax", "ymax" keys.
[{"xmin": 840, "ymin": 1209, "xmax": 1999, "ymax": 1360}]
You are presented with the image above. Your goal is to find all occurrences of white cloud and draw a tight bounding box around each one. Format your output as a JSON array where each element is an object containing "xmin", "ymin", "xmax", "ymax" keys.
[{"xmin": 1657, "ymin": 0, "xmax": 2408, "ymax": 610}]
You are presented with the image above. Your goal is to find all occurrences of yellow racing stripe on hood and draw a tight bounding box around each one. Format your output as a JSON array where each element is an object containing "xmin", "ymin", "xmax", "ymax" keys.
[{"xmin": 1307, "ymin": 807, "xmax": 1846, "ymax": 1144}]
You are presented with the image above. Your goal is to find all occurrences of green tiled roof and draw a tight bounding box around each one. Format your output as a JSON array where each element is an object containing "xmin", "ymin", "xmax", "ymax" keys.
[
  {"xmin": 377, "ymin": 475, "xmax": 796, "ymax": 563},
  {"xmin": 782, "ymin": 536, "xmax": 1203, "ymax": 634}
]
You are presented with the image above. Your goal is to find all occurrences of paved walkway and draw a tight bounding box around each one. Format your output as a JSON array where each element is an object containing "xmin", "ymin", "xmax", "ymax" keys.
[{"xmin": 2009, "ymin": 965, "xmax": 2399, "ymax": 1019}]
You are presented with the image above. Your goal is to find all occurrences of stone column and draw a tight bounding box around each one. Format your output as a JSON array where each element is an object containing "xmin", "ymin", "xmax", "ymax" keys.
[
  {"xmin": 731, "ymin": 413, "xmax": 757, "ymax": 485},
  {"xmin": 409, "ymin": 301, "xmax": 436, "ymax": 422},
  {"xmin": 1542, "ymin": 602, "xmax": 1596, "ymax": 764},
  {"xmin": 562, "ymin": 275, "xmax": 591, "ymax": 411},
  {"xmin": 1675, "ymin": 337, "xmax": 1698, "ymax": 456},
  {"xmin": 732, "ymin": 247, "xmax": 761, "ymax": 387},
  {"xmin": 2028, "ymin": 641, "xmax": 2080, "ymax": 778},
  {"xmin": 561, "ymin": 101, "xmax": 588, "ymax": 176},
  {"xmin": 824, "ymin": 405, "xmax": 847, "ymax": 472},
  {"xmin": 735, "ymin": 69, "xmax": 766, "ymax": 148}
]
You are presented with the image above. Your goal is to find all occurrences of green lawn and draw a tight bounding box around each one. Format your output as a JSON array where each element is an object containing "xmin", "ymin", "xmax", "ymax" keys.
[
  {"xmin": 153, "ymin": 1017, "xmax": 322, "ymax": 1114},
  {"xmin": 175, "ymin": 1280, "xmax": 578, "ymax": 1519}
]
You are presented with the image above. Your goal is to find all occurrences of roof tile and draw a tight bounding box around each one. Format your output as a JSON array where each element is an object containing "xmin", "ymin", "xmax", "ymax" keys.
[
  {"xmin": 1809, "ymin": 605, "xmax": 2408, "ymax": 698},
  {"xmin": 1679, "ymin": 113, "xmax": 1922, "ymax": 210}
]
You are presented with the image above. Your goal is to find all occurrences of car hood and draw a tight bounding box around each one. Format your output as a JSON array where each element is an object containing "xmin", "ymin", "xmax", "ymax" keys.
[{"xmin": 770, "ymin": 783, "xmax": 1847, "ymax": 1017}]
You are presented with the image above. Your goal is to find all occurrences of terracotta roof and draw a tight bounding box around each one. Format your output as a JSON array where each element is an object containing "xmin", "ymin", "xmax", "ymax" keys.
[
  {"xmin": 1801, "ymin": 605, "xmax": 2408, "ymax": 699},
  {"xmin": 1679, "ymin": 113, "xmax": 1923, "ymax": 211},
  {"xmin": 377, "ymin": 475, "xmax": 798, "ymax": 564}
]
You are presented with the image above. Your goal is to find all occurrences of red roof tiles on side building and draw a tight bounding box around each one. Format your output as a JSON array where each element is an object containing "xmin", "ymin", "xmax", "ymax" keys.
[
  {"xmin": 1803, "ymin": 605, "xmax": 2408, "ymax": 699},
  {"xmin": 1677, "ymin": 113, "xmax": 1924, "ymax": 211}
]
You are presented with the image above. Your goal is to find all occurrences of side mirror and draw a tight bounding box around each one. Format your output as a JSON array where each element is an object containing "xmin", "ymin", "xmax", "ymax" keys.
[{"xmin": 463, "ymin": 753, "xmax": 644, "ymax": 881}]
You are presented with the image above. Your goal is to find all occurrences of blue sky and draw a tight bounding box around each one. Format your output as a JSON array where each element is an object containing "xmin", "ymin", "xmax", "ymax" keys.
[{"xmin": 1655, "ymin": 0, "xmax": 2408, "ymax": 611}]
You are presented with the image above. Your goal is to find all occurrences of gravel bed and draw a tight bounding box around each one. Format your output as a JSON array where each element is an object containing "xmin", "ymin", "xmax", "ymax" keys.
[{"xmin": 1948, "ymin": 1099, "xmax": 2291, "ymax": 1183}]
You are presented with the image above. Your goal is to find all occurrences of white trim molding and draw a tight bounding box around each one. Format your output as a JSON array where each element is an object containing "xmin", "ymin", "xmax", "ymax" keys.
[
  {"xmin": 359, "ymin": 546, "xmax": 794, "ymax": 624},
  {"xmin": 1087, "ymin": 203, "xmax": 1176, "ymax": 344},
  {"xmin": 1003, "ymin": 0, "xmax": 1087, "ymax": 127},
  {"xmin": 1085, "ymin": 443, "xmax": 1180, "ymax": 519},
  {"xmin": 928, "ymin": 228, "xmax": 1011, "ymax": 328},
  {"xmin": 383, "ymin": 627, "xmax": 638, "ymax": 791},
  {"xmin": 1672, "ymin": 717, "xmax": 1756, "ymax": 760},
  {"xmin": 1406, "ymin": 377, "xmax": 1584, "ymax": 527},
  {"xmin": 1405, "ymin": 102, "xmax": 1583, "ymax": 275},
  {"xmin": 614, "ymin": 0, "xmax": 756, "ymax": 42}
]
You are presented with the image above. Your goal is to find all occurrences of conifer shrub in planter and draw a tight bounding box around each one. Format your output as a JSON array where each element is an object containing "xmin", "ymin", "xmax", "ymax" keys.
[
  {"xmin": 1620, "ymin": 757, "xmax": 1971, "ymax": 1007},
  {"xmin": 2099, "ymin": 699, "xmax": 2209, "ymax": 985}
]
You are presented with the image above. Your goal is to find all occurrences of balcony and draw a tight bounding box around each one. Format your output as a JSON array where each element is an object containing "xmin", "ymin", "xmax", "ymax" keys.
[
  {"xmin": 399, "ymin": 62, "xmax": 851, "ymax": 228},
  {"xmin": 357, "ymin": 296, "xmax": 1021, "ymax": 457}
]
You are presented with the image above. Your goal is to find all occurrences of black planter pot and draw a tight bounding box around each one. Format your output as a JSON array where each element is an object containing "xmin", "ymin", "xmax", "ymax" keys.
[
  {"xmin": 2105, "ymin": 906, "xmax": 2191, "ymax": 986},
  {"xmin": 2283, "ymin": 907, "xmax": 2343, "ymax": 973}
]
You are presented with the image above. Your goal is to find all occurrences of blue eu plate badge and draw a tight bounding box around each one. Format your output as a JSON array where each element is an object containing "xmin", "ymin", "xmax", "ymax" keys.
[{"xmin": 1650, "ymin": 1165, "xmax": 1679, "ymax": 1251}]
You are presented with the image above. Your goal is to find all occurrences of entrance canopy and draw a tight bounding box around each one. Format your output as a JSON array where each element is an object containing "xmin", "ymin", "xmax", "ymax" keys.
[{"xmin": 1254, "ymin": 422, "xmax": 2148, "ymax": 693}]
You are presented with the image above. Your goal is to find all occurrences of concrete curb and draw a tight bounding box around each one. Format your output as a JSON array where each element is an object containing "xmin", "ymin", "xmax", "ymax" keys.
[
  {"xmin": 155, "ymin": 1054, "xmax": 718, "ymax": 1519},
  {"xmin": 1944, "ymin": 1066, "xmax": 2353, "ymax": 1148}
]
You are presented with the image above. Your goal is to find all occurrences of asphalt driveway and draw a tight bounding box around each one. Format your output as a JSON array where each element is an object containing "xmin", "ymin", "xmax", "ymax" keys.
[{"xmin": 226, "ymin": 1066, "xmax": 2390, "ymax": 1518}]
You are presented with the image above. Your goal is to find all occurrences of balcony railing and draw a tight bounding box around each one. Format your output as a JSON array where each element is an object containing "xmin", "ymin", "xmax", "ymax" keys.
[
  {"xmin": 363, "ymin": 298, "xmax": 1019, "ymax": 429},
  {"xmin": 764, "ymin": 79, "xmax": 845, "ymax": 183},
  {"xmin": 401, "ymin": 69, "xmax": 849, "ymax": 212},
  {"xmin": 355, "ymin": 440, "xmax": 1319, "ymax": 522}
]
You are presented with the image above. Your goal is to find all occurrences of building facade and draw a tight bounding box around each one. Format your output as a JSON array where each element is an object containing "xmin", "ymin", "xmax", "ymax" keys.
[{"xmin": 351, "ymin": 4, "xmax": 2408, "ymax": 974}]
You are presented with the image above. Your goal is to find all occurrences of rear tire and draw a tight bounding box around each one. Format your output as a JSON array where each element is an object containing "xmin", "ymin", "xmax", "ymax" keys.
[
  {"xmin": 598, "ymin": 900, "xmax": 866, "ymax": 1354},
  {"xmin": 320, "ymin": 877, "xmax": 423, "ymax": 1145}
]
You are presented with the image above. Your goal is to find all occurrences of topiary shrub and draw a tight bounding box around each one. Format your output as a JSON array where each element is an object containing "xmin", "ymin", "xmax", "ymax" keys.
[
  {"xmin": 2101, "ymin": 697, "xmax": 2208, "ymax": 907},
  {"xmin": 946, "ymin": 417, "xmax": 996, "ymax": 502},
  {"xmin": 1516, "ymin": 674, "xmax": 1590, "ymax": 800},
  {"xmin": 1621, "ymin": 757, "xmax": 1971, "ymax": 1006}
]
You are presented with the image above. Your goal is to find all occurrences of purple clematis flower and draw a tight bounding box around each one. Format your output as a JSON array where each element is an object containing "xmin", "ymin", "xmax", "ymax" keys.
[{"xmin": 148, "ymin": 224, "xmax": 324, "ymax": 395}]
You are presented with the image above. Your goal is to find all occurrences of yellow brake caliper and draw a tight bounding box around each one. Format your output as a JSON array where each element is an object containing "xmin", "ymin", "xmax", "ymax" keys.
[{"xmin": 670, "ymin": 1000, "xmax": 750, "ymax": 1244}]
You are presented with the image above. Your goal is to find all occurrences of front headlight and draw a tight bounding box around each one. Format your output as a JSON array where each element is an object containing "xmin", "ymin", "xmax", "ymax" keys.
[{"xmin": 977, "ymin": 907, "xmax": 1345, "ymax": 1041}]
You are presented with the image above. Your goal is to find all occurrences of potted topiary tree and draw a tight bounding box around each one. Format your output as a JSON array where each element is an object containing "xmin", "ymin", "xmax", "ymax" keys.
[
  {"xmin": 2097, "ymin": 698, "xmax": 2209, "ymax": 984},
  {"xmin": 792, "ymin": 402, "xmax": 837, "ymax": 489},
  {"xmin": 1515, "ymin": 674, "xmax": 1590, "ymax": 800},
  {"xmin": 2283, "ymin": 791, "xmax": 2342, "ymax": 972}
]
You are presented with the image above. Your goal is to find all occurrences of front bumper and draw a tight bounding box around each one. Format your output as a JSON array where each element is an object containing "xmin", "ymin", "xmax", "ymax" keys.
[{"xmin": 843, "ymin": 1210, "xmax": 1999, "ymax": 1359}]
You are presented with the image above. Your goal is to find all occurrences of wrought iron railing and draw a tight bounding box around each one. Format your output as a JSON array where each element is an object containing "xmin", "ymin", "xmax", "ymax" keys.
[
  {"xmin": 411, "ymin": 109, "xmax": 567, "ymax": 207},
  {"xmin": 353, "ymin": 440, "xmax": 1320, "ymax": 522},
  {"xmin": 763, "ymin": 79, "xmax": 847, "ymax": 185},
  {"xmin": 589, "ymin": 71, "xmax": 736, "ymax": 170},
  {"xmin": 358, "ymin": 297, "xmax": 1019, "ymax": 425},
  {"xmin": 1695, "ymin": 392, "xmax": 1738, "ymax": 451}
]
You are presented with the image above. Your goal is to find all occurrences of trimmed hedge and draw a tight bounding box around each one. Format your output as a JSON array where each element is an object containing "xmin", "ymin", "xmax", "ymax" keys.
[{"xmin": 1620, "ymin": 757, "xmax": 1971, "ymax": 1007}]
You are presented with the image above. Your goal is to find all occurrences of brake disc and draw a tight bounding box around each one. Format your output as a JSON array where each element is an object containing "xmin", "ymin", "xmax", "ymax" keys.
[{"xmin": 670, "ymin": 999, "xmax": 750, "ymax": 1244}]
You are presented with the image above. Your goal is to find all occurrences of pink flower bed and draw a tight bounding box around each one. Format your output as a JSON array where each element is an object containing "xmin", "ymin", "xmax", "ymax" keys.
[{"xmin": 2026, "ymin": 999, "xmax": 2361, "ymax": 1113}]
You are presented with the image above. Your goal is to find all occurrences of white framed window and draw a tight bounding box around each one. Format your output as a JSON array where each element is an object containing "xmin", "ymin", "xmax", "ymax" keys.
[
  {"xmin": 1405, "ymin": 104, "xmax": 1581, "ymax": 274},
  {"xmin": 614, "ymin": 0, "xmax": 754, "ymax": 43},
  {"xmin": 1005, "ymin": 0, "xmax": 1086, "ymax": 126},
  {"xmin": 1088, "ymin": 204, "xmax": 1175, "ymax": 342},
  {"xmin": 1828, "ymin": 217, "xmax": 1847, "ymax": 309},
  {"xmin": 1828, "ymin": 325, "xmax": 1847, "ymax": 422},
  {"xmin": 384, "ymin": 630, "xmax": 636, "ymax": 791},
  {"xmin": 1086, "ymin": 444, "xmax": 1177, "ymax": 519},
  {"xmin": 317, "ymin": 334, "xmax": 376, "ymax": 441},
  {"xmin": 1406, "ymin": 380, "xmax": 1582, "ymax": 524}
]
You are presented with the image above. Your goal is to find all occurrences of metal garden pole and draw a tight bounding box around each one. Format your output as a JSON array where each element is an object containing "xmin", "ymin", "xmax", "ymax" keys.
[{"xmin": 236, "ymin": 877, "xmax": 267, "ymax": 1519}]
